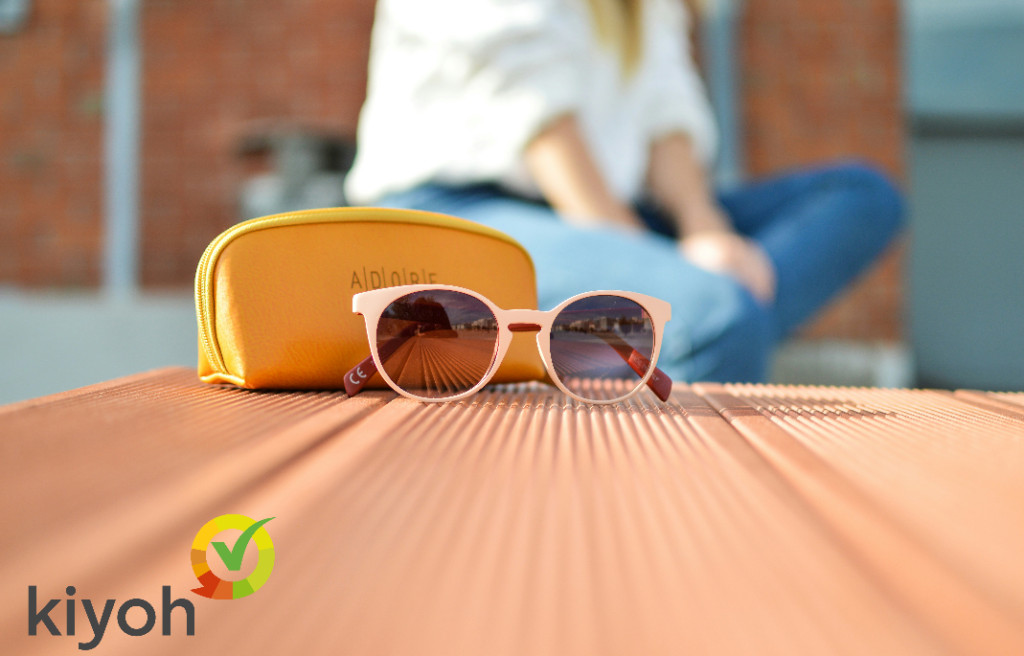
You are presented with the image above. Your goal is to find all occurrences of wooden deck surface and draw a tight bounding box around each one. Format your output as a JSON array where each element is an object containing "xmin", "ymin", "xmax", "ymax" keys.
[{"xmin": 2, "ymin": 367, "xmax": 1024, "ymax": 655}]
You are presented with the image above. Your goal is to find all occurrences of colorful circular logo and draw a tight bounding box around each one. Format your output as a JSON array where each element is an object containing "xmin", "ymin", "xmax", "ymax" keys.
[{"xmin": 190, "ymin": 514, "xmax": 275, "ymax": 600}]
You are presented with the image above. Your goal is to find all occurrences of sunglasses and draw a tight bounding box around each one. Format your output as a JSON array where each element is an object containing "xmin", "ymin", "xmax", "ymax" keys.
[{"xmin": 344, "ymin": 284, "xmax": 673, "ymax": 404}]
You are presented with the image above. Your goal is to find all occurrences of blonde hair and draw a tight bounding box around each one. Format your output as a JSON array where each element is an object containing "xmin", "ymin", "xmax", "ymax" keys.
[{"xmin": 585, "ymin": 0, "xmax": 645, "ymax": 74}]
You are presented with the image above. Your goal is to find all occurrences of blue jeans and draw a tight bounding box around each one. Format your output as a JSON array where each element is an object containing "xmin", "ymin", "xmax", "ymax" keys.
[{"xmin": 378, "ymin": 162, "xmax": 903, "ymax": 383}]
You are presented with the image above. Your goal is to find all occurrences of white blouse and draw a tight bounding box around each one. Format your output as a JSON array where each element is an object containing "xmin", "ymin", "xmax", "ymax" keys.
[{"xmin": 345, "ymin": 0, "xmax": 718, "ymax": 205}]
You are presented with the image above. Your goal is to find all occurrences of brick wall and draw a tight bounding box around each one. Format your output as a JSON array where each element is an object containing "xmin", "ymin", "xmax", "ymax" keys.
[
  {"xmin": 0, "ymin": 0, "xmax": 904, "ymax": 339},
  {"xmin": 740, "ymin": 0, "xmax": 905, "ymax": 340},
  {"xmin": 141, "ymin": 0, "xmax": 375, "ymax": 287},
  {"xmin": 0, "ymin": 0, "xmax": 105, "ymax": 287}
]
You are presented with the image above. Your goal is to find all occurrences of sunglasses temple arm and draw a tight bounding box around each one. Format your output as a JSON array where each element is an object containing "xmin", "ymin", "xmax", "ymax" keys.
[
  {"xmin": 344, "ymin": 323, "xmax": 424, "ymax": 396},
  {"xmin": 625, "ymin": 351, "xmax": 673, "ymax": 403},
  {"xmin": 344, "ymin": 354, "xmax": 378, "ymax": 397},
  {"xmin": 596, "ymin": 332, "xmax": 673, "ymax": 402}
]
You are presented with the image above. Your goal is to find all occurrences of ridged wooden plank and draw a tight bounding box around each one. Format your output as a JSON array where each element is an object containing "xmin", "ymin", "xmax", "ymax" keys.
[
  {"xmin": 0, "ymin": 369, "xmax": 389, "ymax": 652},
  {"xmin": 2, "ymin": 370, "xmax": 1021, "ymax": 655},
  {"xmin": 987, "ymin": 392, "xmax": 1024, "ymax": 407},
  {"xmin": 970, "ymin": 390, "xmax": 1024, "ymax": 412},
  {"xmin": 698, "ymin": 383, "xmax": 1024, "ymax": 656}
]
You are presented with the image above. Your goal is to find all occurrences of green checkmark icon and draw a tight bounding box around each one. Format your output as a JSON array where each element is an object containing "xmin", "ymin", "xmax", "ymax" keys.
[{"xmin": 211, "ymin": 517, "xmax": 274, "ymax": 572}]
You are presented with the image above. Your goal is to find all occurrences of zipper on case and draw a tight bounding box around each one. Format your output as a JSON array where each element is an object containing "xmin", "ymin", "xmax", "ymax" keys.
[{"xmin": 195, "ymin": 210, "xmax": 337, "ymax": 374}]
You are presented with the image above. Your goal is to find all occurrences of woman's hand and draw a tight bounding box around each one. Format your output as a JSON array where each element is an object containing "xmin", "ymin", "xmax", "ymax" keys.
[
  {"xmin": 647, "ymin": 133, "xmax": 776, "ymax": 303},
  {"xmin": 680, "ymin": 231, "xmax": 777, "ymax": 304}
]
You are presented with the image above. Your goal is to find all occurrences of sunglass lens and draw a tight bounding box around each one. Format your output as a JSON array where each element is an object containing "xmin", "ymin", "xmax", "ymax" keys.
[
  {"xmin": 549, "ymin": 295, "xmax": 655, "ymax": 401},
  {"xmin": 375, "ymin": 290, "xmax": 499, "ymax": 399}
]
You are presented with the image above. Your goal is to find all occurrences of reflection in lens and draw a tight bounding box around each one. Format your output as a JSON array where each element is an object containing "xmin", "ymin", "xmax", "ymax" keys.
[
  {"xmin": 376, "ymin": 290, "xmax": 499, "ymax": 399},
  {"xmin": 549, "ymin": 295, "xmax": 654, "ymax": 401}
]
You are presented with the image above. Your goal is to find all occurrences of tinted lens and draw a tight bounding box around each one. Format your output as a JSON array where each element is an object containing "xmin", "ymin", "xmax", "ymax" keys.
[
  {"xmin": 549, "ymin": 295, "xmax": 655, "ymax": 401},
  {"xmin": 375, "ymin": 290, "xmax": 499, "ymax": 399}
]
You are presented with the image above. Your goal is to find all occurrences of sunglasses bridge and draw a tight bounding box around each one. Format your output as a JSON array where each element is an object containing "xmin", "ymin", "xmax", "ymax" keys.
[{"xmin": 500, "ymin": 308, "xmax": 548, "ymax": 332}]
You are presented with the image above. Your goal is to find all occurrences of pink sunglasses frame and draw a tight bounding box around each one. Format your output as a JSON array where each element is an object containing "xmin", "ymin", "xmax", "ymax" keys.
[{"xmin": 346, "ymin": 284, "xmax": 673, "ymax": 404}]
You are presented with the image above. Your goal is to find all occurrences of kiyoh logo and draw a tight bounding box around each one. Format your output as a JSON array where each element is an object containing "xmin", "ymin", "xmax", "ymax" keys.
[
  {"xmin": 28, "ymin": 586, "xmax": 194, "ymax": 651},
  {"xmin": 191, "ymin": 514, "xmax": 275, "ymax": 599}
]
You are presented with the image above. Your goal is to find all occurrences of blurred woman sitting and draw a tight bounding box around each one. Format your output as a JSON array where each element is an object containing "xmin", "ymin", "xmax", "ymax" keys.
[{"xmin": 345, "ymin": 0, "xmax": 903, "ymax": 383}]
